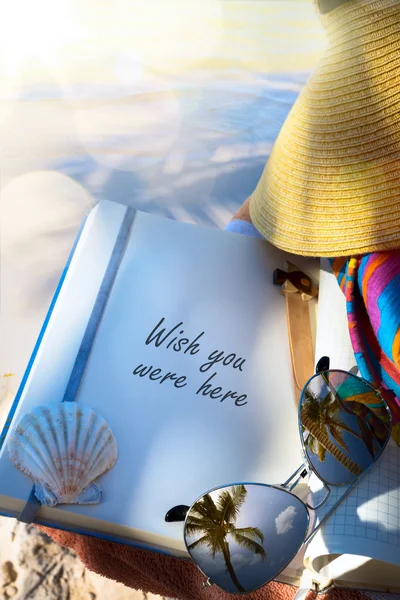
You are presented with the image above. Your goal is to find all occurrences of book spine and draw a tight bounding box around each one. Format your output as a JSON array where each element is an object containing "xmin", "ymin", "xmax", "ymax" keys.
[
  {"xmin": 0, "ymin": 216, "xmax": 88, "ymax": 452},
  {"xmin": 17, "ymin": 205, "xmax": 136, "ymax": 524},
  {"xmin": 62, "ymin": 206, "xmax": 135, "ymax": 403}
]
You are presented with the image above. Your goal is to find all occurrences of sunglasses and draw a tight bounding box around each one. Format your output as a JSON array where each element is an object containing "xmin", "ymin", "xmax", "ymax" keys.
[{"xmin": 165, "ymin": 360, "xmax": 392, "ymax": 594}]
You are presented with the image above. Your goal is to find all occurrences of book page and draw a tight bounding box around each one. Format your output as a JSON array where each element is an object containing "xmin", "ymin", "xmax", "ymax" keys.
[
  {"xmin": 0, "ymin": 203, "xmax": 308, "ymax": 555},
  {"xmin": 305, "ymin": 261, "xmax": 400, "ymax": 591}
]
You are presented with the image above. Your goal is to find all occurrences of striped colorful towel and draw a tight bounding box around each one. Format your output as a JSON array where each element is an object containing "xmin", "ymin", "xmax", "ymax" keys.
[{"xmin": 330, "ymin": 252, "xmax": 400, "ymax": 444}]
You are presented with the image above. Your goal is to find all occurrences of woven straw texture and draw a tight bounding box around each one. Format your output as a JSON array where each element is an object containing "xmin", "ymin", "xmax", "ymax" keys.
[{"xmin": 250, "ymin": 0, "xmax": 400, "ymax": 257}]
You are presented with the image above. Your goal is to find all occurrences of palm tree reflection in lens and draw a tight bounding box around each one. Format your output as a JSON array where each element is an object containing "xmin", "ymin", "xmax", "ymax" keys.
[
  {"xmin": 301, "ymin": 387, "xmax": 364, "ymax": 476},
  {"xmin": 184, "ymin": 483, "xmax": 309, "ymax": 594},
  {"xmin": 301, "ymin": 372, "xmax": 390, "ymax": 484},
  {"xmin": 185, "ymin": 485, "xmax": 265, "ymax": 593}
]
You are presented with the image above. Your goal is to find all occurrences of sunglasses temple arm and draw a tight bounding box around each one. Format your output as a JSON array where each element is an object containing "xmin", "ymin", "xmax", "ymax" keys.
[{"xmin": 303, "ymin": 477, "xmax": 359, "ymax": 545}]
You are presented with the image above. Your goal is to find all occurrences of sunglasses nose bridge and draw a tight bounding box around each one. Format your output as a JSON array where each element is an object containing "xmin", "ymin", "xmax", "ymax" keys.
[
  {"xmin": 282, "ymin": 463, "xmax": 309, "ymax": 492},
  {"xmin": 305, "ymin": 480, "xmax": 331, "ymax": 511}
]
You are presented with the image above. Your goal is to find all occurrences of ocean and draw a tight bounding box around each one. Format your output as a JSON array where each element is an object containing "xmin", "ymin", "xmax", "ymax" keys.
[{"xmin": 0, "ymin": 0, "xmax": 327, "ymax": 226}]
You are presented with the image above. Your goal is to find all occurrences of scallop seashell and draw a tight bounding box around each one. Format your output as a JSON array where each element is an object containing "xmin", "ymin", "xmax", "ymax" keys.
[{"xmin": 7, "ymin": 402, "xmax": 118, "ymax": 507}]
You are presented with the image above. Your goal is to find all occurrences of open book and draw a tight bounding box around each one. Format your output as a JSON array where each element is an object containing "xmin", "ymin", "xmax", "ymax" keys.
[
  {"xmin": 0, "ymin": 200, "xmax": 311, "ymax": 555},
  {"xmin": 0, "ymin": 200, "xmax": 399, "ymax": 594}
]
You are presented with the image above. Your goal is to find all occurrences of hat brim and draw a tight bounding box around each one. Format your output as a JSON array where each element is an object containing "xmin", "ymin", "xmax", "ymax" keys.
[{"xmin": 250, "ymin": 0, "xmax": 400, "ymax": 257}]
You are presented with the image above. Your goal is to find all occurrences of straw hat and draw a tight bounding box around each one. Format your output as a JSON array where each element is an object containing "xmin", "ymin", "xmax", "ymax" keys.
[{"xmin": 249, "ymin": 0, "xmax": 400, "ymax": 257}]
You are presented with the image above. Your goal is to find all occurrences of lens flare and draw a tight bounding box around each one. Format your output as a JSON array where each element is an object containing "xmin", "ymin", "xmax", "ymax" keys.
[
  {"xmin": 0, "ymin": 0, "xmax": 77, "ymax": 69},
  {"xmin": 73, "ymin": 73, "xmax": 181, "ymax": 172},
  {"xmin": 110, "ymin": 0, "xmax": 225, "ymax": 75}
]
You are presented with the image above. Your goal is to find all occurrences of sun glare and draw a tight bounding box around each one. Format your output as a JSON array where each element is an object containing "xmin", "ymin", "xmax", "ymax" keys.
[
  {"xmin": 110, "ymin": 0, "xmax": 225, "ymax": 74},
  {"xmin": 0, "ymin": 0, "xmax": 77, "ymax": 71},
  {"xmin": 0, "ymin": 0, "xmax": 225, "ymax": 86}
]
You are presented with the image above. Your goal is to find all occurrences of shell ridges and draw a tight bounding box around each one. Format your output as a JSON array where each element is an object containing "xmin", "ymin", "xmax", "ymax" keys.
[{"xmin": 8, "ymin": 402, "xmax": 118, "ymax": 507}]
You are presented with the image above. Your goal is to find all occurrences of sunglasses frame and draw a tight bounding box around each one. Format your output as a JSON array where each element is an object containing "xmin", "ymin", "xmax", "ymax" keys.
[
  {"xmin": 183, "ymin": 482, "xmax": 310, "ymax": 595},
  {"xmin": 168, "ymin": 368, "xmax": 393, "ymax": 594},
  {"xmin": 297, "ymin": 369, "xmax": 392, "ymax": 539},
  {"xmin": 300, "ymin": 369, "xmax": 392, "ymax": 481}
]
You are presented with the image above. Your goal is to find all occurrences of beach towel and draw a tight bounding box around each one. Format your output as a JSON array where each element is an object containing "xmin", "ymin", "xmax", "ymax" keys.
[
  {"xmin": 35, "ymin": 525, "xmax": 386, "ymax": 600},
  {"xmin": 330, "ymin": 254, "xmax": 400, "ymax": 445}
]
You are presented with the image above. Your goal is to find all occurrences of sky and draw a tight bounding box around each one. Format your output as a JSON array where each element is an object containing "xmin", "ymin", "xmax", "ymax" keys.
[{"xmin": 186, "ymin": 484, "xmax": 309, "ymax": 593}]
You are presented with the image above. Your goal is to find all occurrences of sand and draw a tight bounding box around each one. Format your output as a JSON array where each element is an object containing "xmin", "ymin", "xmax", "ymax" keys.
[{"xmin": 0, "ymin": 519, "xmax": 164, "ymax": 600}]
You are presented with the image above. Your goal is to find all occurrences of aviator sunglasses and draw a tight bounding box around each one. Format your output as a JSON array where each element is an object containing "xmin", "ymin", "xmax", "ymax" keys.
[{"xmin": 165, "ymin": 358, "xmax": 392, "ymax": 594}]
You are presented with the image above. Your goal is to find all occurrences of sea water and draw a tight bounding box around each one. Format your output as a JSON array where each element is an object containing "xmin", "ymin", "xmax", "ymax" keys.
[{"xmin": 0, "ymin": 1, "xmax": 326, "ymax": 224}]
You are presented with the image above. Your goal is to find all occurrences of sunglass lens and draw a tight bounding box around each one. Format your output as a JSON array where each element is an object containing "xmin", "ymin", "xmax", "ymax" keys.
[
  {"xmin": 184, "ymin": 484, "xmax": 309, "ymax": 594},
  {"xmin": 300, "ymin": 370, "xmax": 391, "ymax": 485}
]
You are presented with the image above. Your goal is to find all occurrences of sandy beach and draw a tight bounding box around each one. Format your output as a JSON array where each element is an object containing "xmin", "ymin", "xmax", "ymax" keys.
[
  {"xmin": 0, "ymin": 2, "xmax": 325, "ymax": 597},
  {"xmin": 0, "ymin": 519, "xmax": 162, "ymax": 599}
]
